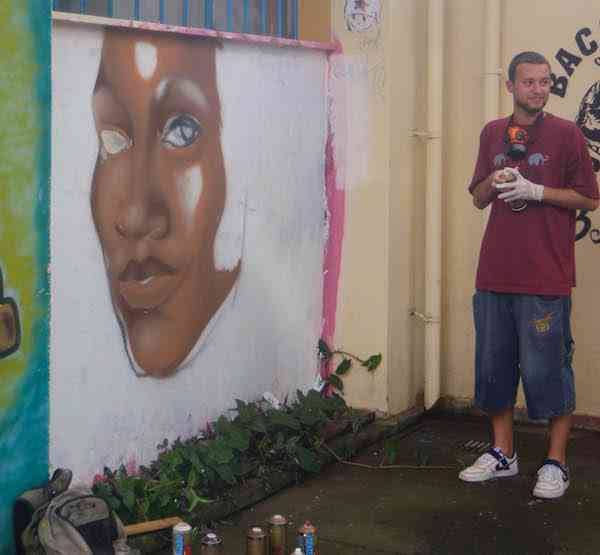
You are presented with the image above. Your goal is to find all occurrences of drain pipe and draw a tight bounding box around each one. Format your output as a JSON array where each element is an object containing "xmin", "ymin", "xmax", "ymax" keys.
[
  {"xmin": 423, "ymin": 0, "xmax": 444, "ymax": 410},
  {"xmin": 484, "ymin": 0, "xmax": 502, "ymax": 126}
]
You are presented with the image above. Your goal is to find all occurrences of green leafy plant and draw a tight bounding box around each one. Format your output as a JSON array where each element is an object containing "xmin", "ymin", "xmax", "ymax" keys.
[
  {"xmin": 318, "ymin": 338, "xmax": 382, "ymax": 393},
  {"xmin": 92, "ymin": 390, "xmax": 351, "ymax": 527}
]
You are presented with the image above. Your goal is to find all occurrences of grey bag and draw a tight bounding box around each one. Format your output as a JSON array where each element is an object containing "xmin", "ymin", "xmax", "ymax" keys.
[
  {"xmin": 15, "ymin": 469, "xmax": 126, "ymax": 555},
  {"xmin": 37, "ymin": 486, "xmax": 126, "ymax": 555}
]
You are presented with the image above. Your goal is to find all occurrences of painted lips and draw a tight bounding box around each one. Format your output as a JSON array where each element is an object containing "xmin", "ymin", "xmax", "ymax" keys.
[{"xmin": 117, "ymin": 258, "xmax": 178, "ymax": 311}]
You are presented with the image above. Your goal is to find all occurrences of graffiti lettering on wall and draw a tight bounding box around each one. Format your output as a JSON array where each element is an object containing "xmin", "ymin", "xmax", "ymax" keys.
[
  {"xmin": 549, "ymin": 23, "xmax": 600, "ymax": 246},
  {"xmin": 549, "ymin": 26, "xmax": 599, "ymax": 99},
  {"xmin": 576, "ymin": 210, "xmax": 600, "ymax": 244},
  {"xmin": 91, "ymin": 30, "xmax": 240, "ymax": 378},
  {"xmin": 0, "ymin": 266, "xmax": 21, "ymax": 359}
]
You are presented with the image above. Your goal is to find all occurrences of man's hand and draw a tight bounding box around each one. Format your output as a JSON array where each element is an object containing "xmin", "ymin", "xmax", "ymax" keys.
[{"xmin": 494, "ymin": 168, "xmax": 544, "ymax": 203}]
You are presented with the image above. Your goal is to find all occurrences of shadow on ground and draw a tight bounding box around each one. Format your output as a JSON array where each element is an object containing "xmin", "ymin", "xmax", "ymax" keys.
[{"xmin": 206, "ymin": 414, "xmax": 600, "ymax": 554}]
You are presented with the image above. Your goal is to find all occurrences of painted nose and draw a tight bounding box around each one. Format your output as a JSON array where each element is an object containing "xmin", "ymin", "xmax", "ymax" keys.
[{"xmin": 116, "ymin": 153, "xmax": 168, "ymax": 240}]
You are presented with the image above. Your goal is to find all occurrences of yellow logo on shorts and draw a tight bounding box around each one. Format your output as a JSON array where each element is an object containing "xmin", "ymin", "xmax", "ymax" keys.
[{"xmin": 532, "ymin": 313, "xmax": 554, "ymax": 334}]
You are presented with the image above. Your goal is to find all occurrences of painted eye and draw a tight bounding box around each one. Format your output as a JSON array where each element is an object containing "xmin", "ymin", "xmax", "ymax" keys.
[
  {"xmin": 161, "ymin": 114, "xmax": 202, "ymax": 149},
  {"xmin": 99, "ymin": 129, "xmax": 132, "ymax": 159}
]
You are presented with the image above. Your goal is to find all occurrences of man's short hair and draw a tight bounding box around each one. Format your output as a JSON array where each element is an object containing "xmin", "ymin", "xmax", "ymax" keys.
[{"xmin": 508, "ymin": 51, "xmax": 551, "ymax": 82}]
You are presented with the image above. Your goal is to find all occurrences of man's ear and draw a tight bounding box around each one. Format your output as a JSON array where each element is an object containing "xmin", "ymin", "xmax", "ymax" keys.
[{"xmin": 506, "ymin": 79, "xmax": 514, "ymax": 94}]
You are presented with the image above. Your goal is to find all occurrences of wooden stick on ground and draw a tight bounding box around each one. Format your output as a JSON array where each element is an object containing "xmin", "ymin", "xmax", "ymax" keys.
[{"xmin": 124, "ymin": 516, "xmax": 183, "ymax": 536}]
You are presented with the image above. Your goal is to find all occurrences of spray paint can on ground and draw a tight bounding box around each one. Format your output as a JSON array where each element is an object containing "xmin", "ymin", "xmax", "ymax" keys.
[
  {"xmin": 268, "ymin": 514, "xmax": 288, "ymax": 555},
  {"xmin": 297, "ymin": 521, "xmax": 318, "ymax": 555},
  {"xmin": 246, "ymin": 525, "xmax": 268, "ymax": 555},
  {"xmin": 200, "ymin": 531, "xmax": 223, "ymax": 554},
  {"xmin": 172, "ymin": 521, "xmax": 193, "ymax": 555}
]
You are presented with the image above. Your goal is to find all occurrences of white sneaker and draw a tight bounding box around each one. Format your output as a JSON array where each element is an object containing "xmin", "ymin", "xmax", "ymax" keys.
[
  {"xmin": 459, "ymin": 447, "xmax": 518, "ymax": 482},
  {"xmin": 533, "ymin": 459, "xmax": 570, "ymax": 499}
]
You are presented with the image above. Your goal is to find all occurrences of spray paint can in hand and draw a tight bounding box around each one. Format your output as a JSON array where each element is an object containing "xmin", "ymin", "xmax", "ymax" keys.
[
  {"xmin": 246, "ymin": 525, "xmax": 268, "ymax": 555},
  {"xmin": 172, "ymin": 521, "xmax": 193, "ymax": 555},
  {"xmin": 200, "ymin": 531, "xmax": 223, "ymax": 554},
  {"xmin": 268, "ymin": 514, "xmax": 288, "ymax": 555},
  {"xmin": 297, "ymin": 521, "xmax": 318, "ymax": 555}
]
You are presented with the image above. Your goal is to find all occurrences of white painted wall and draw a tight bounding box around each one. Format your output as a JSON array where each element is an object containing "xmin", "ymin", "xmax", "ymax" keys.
[{"xmin": 50, "ymin": 22, "xmax": 328, "ymax": 482}]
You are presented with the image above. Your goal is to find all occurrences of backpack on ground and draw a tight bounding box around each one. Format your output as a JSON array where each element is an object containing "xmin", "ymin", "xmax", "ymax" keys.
[{"xmin": 14, "ymin": 468, "xmax": 126, "ymax": 554}]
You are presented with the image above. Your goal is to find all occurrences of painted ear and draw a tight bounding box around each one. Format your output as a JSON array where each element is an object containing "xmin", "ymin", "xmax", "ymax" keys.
[{"xmin": 0, "ymin": 267, "xmax": 21, "ymax": 359}]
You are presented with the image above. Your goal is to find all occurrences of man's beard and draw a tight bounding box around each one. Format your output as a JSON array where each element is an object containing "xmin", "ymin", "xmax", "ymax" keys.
[{"xmin": 516, "ymin": 96, "xmax": 547, "ymax": 116}]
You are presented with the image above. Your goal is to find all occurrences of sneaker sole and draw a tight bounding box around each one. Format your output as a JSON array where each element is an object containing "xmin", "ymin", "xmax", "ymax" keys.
[
  {"xmin": 533, "ymin": 484, "xmax": 569, "ymax": 499},
  {"xmin": 459, "ymin": 469, "xmax": 519, "ymax": 482}
]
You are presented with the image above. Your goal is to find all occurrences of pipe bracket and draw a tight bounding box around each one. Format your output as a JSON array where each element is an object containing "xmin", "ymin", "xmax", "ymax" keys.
[
  {"xmin": 410, "ymin": 309, "xmax": 440, "ymax": 324},
  {"xmin": 410, "ymin": 129, "xmax": 441, "ymax": 141}
]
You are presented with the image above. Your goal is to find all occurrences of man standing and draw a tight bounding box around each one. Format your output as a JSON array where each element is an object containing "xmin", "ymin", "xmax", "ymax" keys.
[{"xmin": 459, "ymin": 51, "xmax": 599, "ymax": 498}]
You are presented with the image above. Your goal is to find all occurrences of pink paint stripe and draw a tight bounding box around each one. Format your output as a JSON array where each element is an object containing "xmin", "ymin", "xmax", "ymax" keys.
[
  {"xmin": 321, "ymin": 42, "xmax": 345, "ymax": 378},
  {"xmin": 52, "ymin": 11, "xmax": 337, "ymax": 52}
]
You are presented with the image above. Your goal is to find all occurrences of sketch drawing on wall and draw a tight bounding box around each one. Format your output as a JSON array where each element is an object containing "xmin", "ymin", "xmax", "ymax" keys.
[
  {"xmin": 91, "ymin": 30, "xmax": 241, "ymax": 378},
  {"xmin": 344, "ymin": 0, "xmax": 381, "ymax": 33},
  {"xmin": 576, "ymin": 80, "xmax": 600, "ymax": 173},
  {"xmin": 0, "ymin": 265, "xmax": 21, "ymax": 359},
  {"xmin": 574, "ymin": 81, "xmax": 600, "ymax": 245}
]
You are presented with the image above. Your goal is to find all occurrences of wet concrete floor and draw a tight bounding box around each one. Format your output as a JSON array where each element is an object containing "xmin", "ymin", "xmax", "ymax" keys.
[{"xmin": 208, "ymin": 414, "xmax": 600, "ymax": 554}]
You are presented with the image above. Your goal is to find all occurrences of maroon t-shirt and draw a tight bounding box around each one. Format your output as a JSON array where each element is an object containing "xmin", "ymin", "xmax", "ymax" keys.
[{"xmin": 469, "ymin": 113, "xmax": 599, "ymax": 295}]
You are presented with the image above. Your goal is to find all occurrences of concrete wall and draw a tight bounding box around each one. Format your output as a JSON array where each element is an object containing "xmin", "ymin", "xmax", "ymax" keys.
[
  {"xmin": 0, "ymin": 3, "xmax": 50, "ymax": 552},
  {"xmin": 331, "ymin": 0, "xmax": 600, "ymax": 419},
  {"xmin": 50, "ymin": 21, "xmax": 329, "ymax": 482}
]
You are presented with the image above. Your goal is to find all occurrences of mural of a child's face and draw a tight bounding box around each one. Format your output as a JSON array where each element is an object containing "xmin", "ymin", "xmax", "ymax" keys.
[{"xmin": 91, "ymin": 30, "xmax": 239, "ymax": 378}]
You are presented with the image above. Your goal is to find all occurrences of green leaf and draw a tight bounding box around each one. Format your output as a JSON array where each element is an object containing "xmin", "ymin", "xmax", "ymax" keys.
[
  {"xmin": 363, "ymin": 354, "xmax": 382, "ymax": 371},
  {"xmin": 318, "ymin": 339, "xmax": 332, "ymax": 360},
  {"xmin": 294, "ymin": 445, "xmax": 321, "ymax": 473},
  {"xmin": 335, "ymin": 358, "xmax": 352, "ymax": 375},
  {"xmin": 214, "ymin": 416, "xmax": 232, "ymax": 436},
  {"xmin": 249, "ymin": 415, "xmax": 268, "ymax": 434},
  {"xmin": 327, "ymin": 374, "xmax": 344, "ymax": 392},
  {"xmin": 122, "ymin": 489, "xmax": 136, "ymax": 512},
  {"xmin": 214, "ymin": 463, "xmax": 237, "ymax": 485},
  {"xmin": 269, "ymin": 411, "xmax": 301, "ymax": 430},
  {"xmin": 223, "ymin": 426, "xmax": 251, "ymax": 452},
  {"xmin": 384, "ymin": 438, "xmax": 398, "ymax": 464},
  {"xmin": 106, "ymin": 495, "xmax": 121, "ymax": 512},
  {"xmin": 206, "ymin": 441, "xmax": 234, "ymax": 465},
  {"xmin": 188, "ymin": 468, "xmax": 199, "ymax": 488},
  {"xmin": 296, "ymin": 408, "xmax": 323, "ymax": 428},
  {"xmin": 185, "ymin": 486, "xmax": 214, "ymax": 512}
]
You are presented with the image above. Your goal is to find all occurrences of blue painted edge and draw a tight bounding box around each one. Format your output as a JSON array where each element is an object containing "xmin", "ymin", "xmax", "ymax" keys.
[
  {"xmin": 107, "ymin": 0, "xmax": 114, "ymax": 18},
  {"xmin": 260, "ymin": 0, "xmax": 268, "ymax": 34},
  {"xmin": 0, "ymin": 3, "xmax": 51, "ymax": 553},
  {"xmin": 226, "ymin": 0, "xmax": 234, "ymax": 32},
  {"xmin": 182, "ymin": 0, "xmax": 190, "ymax": 26},
  {"xmin": 28, "ymin": 0, "xmax": 51, "ymax": 489},
  {"xmin": 243, "ymin": 0, "xmax": 250, "ymax": 33},
  {"xmin": 276, "ymin": 0, "xmax": 284, "ymax": 37},
  {"xmin": 133, "ymin": 0, "xmax": 141, "ymax": 20},
  {"xmin": 291, "ymin": 0, "xmax": 298, "ymax": 39},
  {"xmin": 159, "ymin": 0, "xmax": 166, "ymax": 24},
  {"xmin": 204, "ymin": 0, "xmax": 214, "ymax": 29}
]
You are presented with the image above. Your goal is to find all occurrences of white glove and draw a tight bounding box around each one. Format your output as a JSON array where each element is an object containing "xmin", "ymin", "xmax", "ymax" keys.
[{"xmin": 494, "ymin": 168, "xmax": 544, "ymax": 203}]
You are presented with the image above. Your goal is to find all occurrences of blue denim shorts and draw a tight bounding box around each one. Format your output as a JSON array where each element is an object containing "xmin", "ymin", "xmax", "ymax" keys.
[{"xmin": 473, "ymin": 290, "xmax": 575, "ymax": 420}]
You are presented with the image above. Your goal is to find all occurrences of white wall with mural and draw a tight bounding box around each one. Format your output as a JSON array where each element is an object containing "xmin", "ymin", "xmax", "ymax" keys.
[{"xmin": 51, "ymin": 21, "xmax": 328, "ymax": 482}]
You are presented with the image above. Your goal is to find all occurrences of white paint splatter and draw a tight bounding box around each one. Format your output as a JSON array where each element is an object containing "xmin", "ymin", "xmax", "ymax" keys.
[
  {"xmin": 155, "ymin": 78, "xmax": 169, "ymax": 101},
  {"xmin": 134, "ymin": 42, "xmax": 157, "ymax": 81},
  {"xmin": 155, "ymin": 78, "xmax": 209, "ymax": 112},
  {"xmin": 178, "ymin": 80, "xmax": 209, "ymax": 111},
  {"xmin": 178, "ymin": 165, "xmax": 203, "ymax": 220}
]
